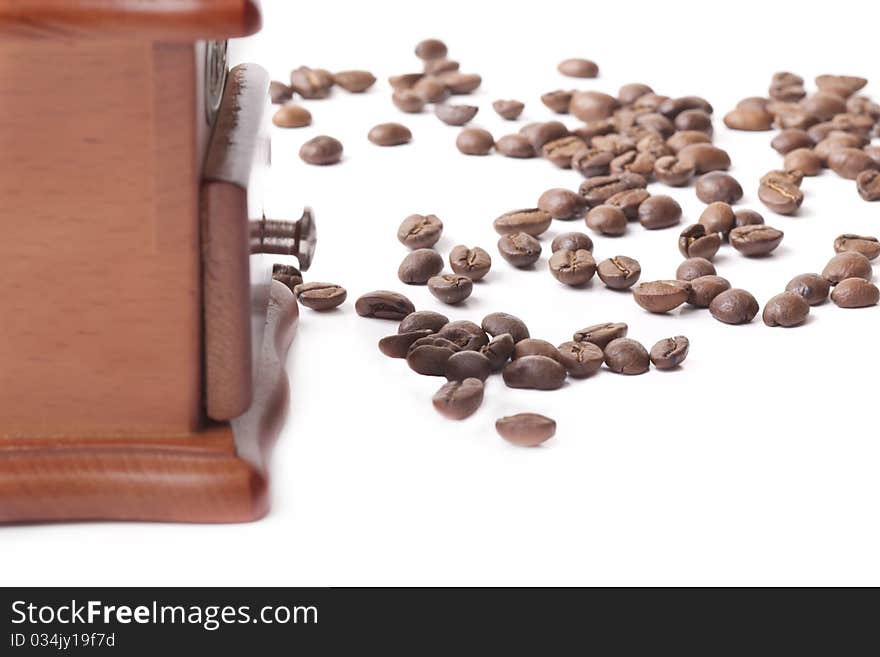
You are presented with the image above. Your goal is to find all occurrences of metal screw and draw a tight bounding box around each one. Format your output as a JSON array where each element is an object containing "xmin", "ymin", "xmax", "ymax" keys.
[{"xmin": 249, "ymin": 206, "xmax": 317, "ymax": 270}]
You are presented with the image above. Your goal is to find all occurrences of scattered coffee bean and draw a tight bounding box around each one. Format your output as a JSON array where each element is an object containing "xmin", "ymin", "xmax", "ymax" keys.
[
  {"xmin": 435, "ymin": 103, "xmax": 478, "ymax": 126},
  {"xmin": 496, "ymin": 413, "xmax": 556, "ymax": 447},
  {"xmin": 558, "ymin": 58, "xmax": 599, "ymax": 78},
  {"xmin": 299, "ymin": 135, "xmax": 343, "ymax": 165},
  {"xmin": 632, "ymin": 280, "xmax": 690, "ymax": 313},
  {"xmin": 272, "ymin": 104, "xmax": 312, "ymax": 128},
  {"xmin": 445, "ymin": 351, "xmax": 492, "ymax": 382},
  {"xmin": 815, "ymin": 74, "xmax": 867, "ymax": 97},
  {"xmin": 432, "ymin": 378, "xmax": 484, "ymax": 420},
  {"xmin": 272, "ymin": 263, "xmax": 303, "ymax": 291},
  {"xmin": 496, "ymin": 134, "xmax": 536, "ymax": 158},
  {"xmin": 675, "ymin": 109, "xmax": 713, "ymax": 133},
  {"xmin": 502, "ymin": 355, "xmax": 566, "ymax": 390},
  {"xmin": 659, "ymin": 96, "xmax": 713, "ymax": 118},
  {"xmin": 456, "ymin": 128, "xmax": 494, "ymax": 155},
  {"xmin": 480, "ymin": 333, "xmax": 516, "ymax": 370},
  {"xmin": 604, "ymin": 338, "xmax": 650, "ymax": 375},
  {"xmin": 699, "ymin": 202, "xmax": 736, "ymax": 236},
  {"xmin": 355, "ymin": 290, "xmax": 415, "ymax": 319},
  {"xmin": 678, "ymin": 224, "xmax": 721, "ymax": 260},
  {"xmin": 332, "ymin": 70, "xmax": 376, "ymax": 93},
  {"xmin": 570, "ymin": 90, "xmax": 620, "ymax": 122},
  {"xmin": 556, "ymin": 341, "xmax": 604, "ymax": 378},
  {"xmin": 571, "ymin": 146, "xmax": 615, "ymax": 177},
  {"xmin": 597, "ymin": 256, "xmax": 641, "ymax": 290},
  {"xmin": 667, "ymin": 130, "xmax": 711, "ymax": 153},
  {"xmin": 762, "ymin": 292, "xmax": 810, "ymax": 327},
  {"xmin": 549, "ymin": 249, "xmax": 597, "ymax": 286},
  {"xmin": 769, "ymin": 71, "xmax": 806, "ymax": 101},
  {"xmin": 605, "ymin": 189, "xmax": 651, "ymax": 220},
  {"xmin": 437, "ymin": 320, "xmax": 489, "ymax": 350},
  {"xmin": 649, "ymin": 336, "xmax": 689, "ymax": 369},
  {"xmin": 814, "ymin": 134, "xmax": 863, "ymax": 163},
  {"xmin": 785, "ymin": 273, "xmax": 830, "ymax": 306},
  {"xmin": 482, "ymin": 312, "xmax": 530, "ymax": 343},
  {"xmin": 573, "ymin": 322, "xmax": 628, "ymax": 349},
  {"xmin": 677, "ymin": 143, "xmax": 731, "ymax": 173},
  {"xmin": 379, "ymin": 329, "xmax": 434, "ymax": 358},
  {"xmin": 538, "ymin": 188, "xmax": 587, "ymax": 219},
  {"xmin": 399, "ymin": 310, "xmax": 449, "ymax": 334},
  {"xmin": 289, "ymin": 66, "xmax": 333, "ymax": 99},
  {"xmin": 498, "ymin": 232, "xmax": 541, "ymax": 268},
  {"xmin": 493, "ymin": 99, "xmax": 524, "ymax": 120},
  {"xmin": 829, "ymin": 148, "xmax": 880, "ymax": 180},
  {"xmin": 579, "ymin": 173, "xmax": 647, "ymax": 207},
  {"xmin": 618, "ymin": 83, "xmax": 654, "ymax": 105},
  {"xmin": 392, "ymin": 89, "xmax": 426, "ymax": 113},
  {"xmin": 427, "ymin": 274, "xmax": 473, "ymax": 304},
  {"xmin": 784, "ymin": 148, "xmax": 822, "ymax": 176},
  {"xmin": 449, "ymin": 245, "xmax": 492, "ymax": 281},
  {"xmin": 541, "ymin": 89, "xmax": 573, "ymax": 113},
  {"xmin": 437, "ymin": 71, "xmax": 482, "ymax": 94},
  {"xmin": 406, "ymin": 336, "xmax": 458, "ymax": 376},
  {"xmin": 687, "ymin": 275, "xmax": 731, "ymax": 307},
  {"xmin": 834, "ymin": 234, "xmax": 880, "ymax": 260},
  {"xmin": 494, "ymin": 208, "xmax": 552, "ymax": 237},
  {"xmin": 857, "ymin": 170, "xmax": 880, "ymax": 201},
  {"xmin": 425, "ymin": 59, "xmax": 459, "ymax": 75},
  {"xmin": 521, "ymin": 121, "xmax": 569, "ymax": 149},
  {"xmin": 543, "ymin": 136, "xmax": 586, "ymax": 168},
  {"xmin": 397, "ymin": 213, "xmax": 443, "ymax": 249},
  {"xmin": 831, "ymin": 278, "xmax": 880, "ymax": 308},
  {"xmin": 723, "ymin": 106, "xmax": 774, "ymax": 131},
  {"xmin": 270, "ymin": 80, "xmax": 293, "ymax": 104},
  {"xmin": 586, "ymin": 205, "xmax": 627, "ymax": 236},
  {"xmin": 734, "ymin": 209, "xmax": 765, "ymax": 227},
  {"xmin": 758, "ymin": 177, "xmax": 803, "ymax": 214},
  {"xmin": 729, "ymin": 225, "xmax": 784, "ymax": 256},
  {"xmin": 292, "ymin": 282, "xmax": 347, "ymax": 310},
  {"xmin": 709, "ymin": 288, "xmax": 759, "ymax": 324},
  {"xmin": 368, "ymin": 122, "xmax": 412, "ymax": 146},
  {"xmin": 696, "ymin": 172, "xmax": 743, "ymax": 204},
  {"xmin": 822, "ymin": 252, "xmax": 872, "ymax": 284},
  {"xmin": 388, "ymin": 73, "xmax": 424, "ymax": 90},
  {"xmin": 398, "ymin": 249, "xmax": 444, "ymax": 284},
  {"xmin": 771, "ymin": 129, "xmax": 814, "ymax": 154},
  {"xmin": 676, "ymin": 257, "xmax": 715, "ymax": 282},
  {"xmin": 638, "ymin": 195, "xmax": 682, "ymax": 230},
  {"xmin": 653, "ymin": 155, "xmax": 695, "ymax": 186},
  {"xmin": 415, "ymin": 38, "xmax": 447, "ymax": 60},
  {"xmin": 514, "ymin": 339, "xmax": 561, "ymax": 362},
  {"xmin": 551, "ymin": 232, "xmax": 593, "ymax": 253}
]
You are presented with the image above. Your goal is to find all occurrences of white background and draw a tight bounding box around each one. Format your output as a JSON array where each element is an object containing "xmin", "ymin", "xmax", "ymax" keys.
[{"xmin": 4, "ymin": 0, "xmax": 880, "ymax": 586}]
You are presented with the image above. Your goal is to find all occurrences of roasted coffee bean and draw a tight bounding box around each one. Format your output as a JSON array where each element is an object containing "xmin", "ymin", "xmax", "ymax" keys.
[
  {"xmin": 289, "ymin": 66, "xmax": 333, "ymax": 99},
  {"xmin": 573, "ymin": 118, "xmax": 617, "ymax": 141},
  {"xmin": 415, "ymin": 38, "xmax": 447, "ymax": 60},
  {"xmin": 822, "ymin": 252, "xmax": 872, "ymax": 284},
  {"xmin": 637, "ymin": 133, "xmax": 672, "ymax": 157},
  {"xmin": 771, "ymin": 129, "xmax": 813, "ymax": 154},
  {"xmin": 762, "ymin": 292, "xmax": 810, "ymax": 327},
  {"xmin": 633, "ymin": 280, "xmax": 690, "ymax": 313},
  {"xmin": 604, "ymin": 338, "xmax": 650, "ymax": 375},
  {"xmin": 635, "ymin": 112, "xmax": 675, "ymax": 138},
  {"xmin": 436, "ymin": 71, "xmax": 482, "ymax": 94},
  {"xmin": 638, "ymin": 195, "xmax": 682, "ymax": 230},
  {"xmin": 549, "ymin": 249, "xmax": 597, "ymax": 286},
  {"xmin": 653, "ymin": 155, "xmax": 695, "ymax": 186},
  {"xmin": 392, "ymin": 89, "xmax": 426, "ymax": 113},
  {"xmin": 591, "ymin": 133, "xmax": 637, "ymax": 155},
  {"xmin": 784, "ymin": 148, "xmax": 822, "ymax": 176},
  {"xmin": 758, "ymin": 178, "xmax": 804, "ymax": 214},
  {"xmin": 771, "ymin": 102, "xmax": 817, "ymax": 130},
  {"xmin": 578, "ymin": 173, "xmax": 647, "ymax": 206},
  {"xmin": 571, "ymin": 146, "xmax": 615, "ymax": 177},
  {"xmin": 432, "ymin": 378, "xmax": 484, "ymax": 420},
  {"xmin": 857, "ymin": 170, "xmax": 880, "ymax": 201},
  {"xmin": 829, "ymin": 148, "xmax": 880, "ymax": 180},
  {"xmin": 649, "ymin": 336, "xmax": 689, "ymax": 369},
  {"xmin": 815, "ymin": 74, "xmax": 867, "ymax": 97},
  {"xmin": 498, "ymin": 232, "xmax": 541, "ymax": 268},
  {"xmin": 605, "ymin": 189, "xmax": 650, "ymax": 220},
  {"xmin": 368, "ymin": 122, "xmax": 412, "ymax": 146},
  {"xmin": 493, "ymin": 99, "xmax": 524, "ymax": 120},
  {"xmin": 802, "ymin": 92, "xmax": 847, "ymax": 121},
  {"xmin": 551, "ymin": 232, "xmax": 593, "ymax": 253},
  {"xmin": 723, "ymin": 106, "xmax": 774, "ymax": 131},
  {"xmin": 659, "ymin": 96, "xmax": 713, "ymax": 118},
  {"xmin": 678, "ymin": 224, "xmax": 721, "ymax": 260},
  {"xmin": 388, "ymin": 73, "xmax": 424, "ymax": 90},
  {"xmin": 676, "ymin": 257, "xmax": 715, "ymax": 282},
  {"xmin": 573, "ymin": 322, "xmax": 627, "ymax": 349},
  {"xmin": 835, "ymin": 234, "xmax": 880, "ymax": 260},
  {"xmin": 332, "ymin": 70, "xmax": 375, "ymax": 93},
  {"xmin": 270, "ymin": 80, "xmax": 293, "ymax": 104},
  {"xmin": 677, "ymin": 143, "xmax": 731, "ymax": 173},
  {"xmin": 299, "ymin": 135, "xmax": 343, "ymax": 165},
  {"xmin": 437, "ymin": 320, "xmax": 489, "ymax": 350},
  {"xmin": 541, "ymin": 89, "xmax": 573, "ymax": 114},
  {"xmin": 596, "ymin": 255, "xmax": 641, "ymax": 290},
  {"xmin": 450, "ymin": 245, "xmax": 492, "ymax": 281},
  {"xmin": 542, "ymin": 136, "xmax": 586, "ymax": 168},
  {"xmin": 407, "ymin": 336, "xmax": 458, "ymax": 376},
  {"xmin": 397, "ymin": 213, "xmax": 443, "ymax": 249},
  {"xmin": 496, "ymin": 134, "xmax": 536, "ymax": 158},
  {"xmin": 709, "ymin": 288, "xmax": 758, "ymax": 324},
  {"xmin": 556, "ymin": 341, "xmax": 603, "ymax": 378},
  {"xmin": 634, "ymin": 93, "xmax": 672, "ymax": 112},
  {"xmin": 610, "ymin": 150, "xmax": 656, "ymax": 176},
  {"xmin": 666, "ymin": 130, "xmax": 712, "ymax": 153},
  {"xmin": 570, "ymin": 91, "xmax": 620, "ymax": 122},
  {"xmin": 379, "ymin": 329, "xmax": 434, "ymax": 358},
  {"xmin": 480, "ymin": 333, "xmax": 515, "ymax": 370},
  {"xmin": 520, "ymin": 121, "xmax": 569, "ymax": 149},
  {"xmin": 558, "ymin": 58, "xmax": 599, "ymax": 78},
  {"xmin": 814, "ymin": 133, "xmax": 865, "ymax": 163},
  {"xmin": 513, "ymin": 338, "xmax": 561, "ymax": 362},
  {"xmin": 445, "ymin": 351, "xmax": 492, "ymax": 382},
  {"xmin": 865, "ymin": 146, "xmax": 880, "ymax": 164},
  {"xmin": 696, "ymin": 173, "xmax": 743, "ymax": 204},
  {"xmin": 586, "ymin": 205, "xmax": 627, "ymax": 236},
  {"xmin": 769, "ymin": 71, "xmax": 805, "ymax": 101},
  {"xmin": 399, "ymin": 310, "xmax": 449, "ymax": 334},
  {"xmin": 729, "ymin": 225, "xmax": 784, "ymax": 256},
  {"xmin": 831, "ymin": 278, "xmax": 880, "ymax": 308},
  {"xmin": 734, "ymin": 209, "xmax": 765, "ymax": 228},
  {"xmin": 398, "ymin": 249, "xmax": 444, "ymax": 284},
  {"xmin": 502, "ymin": 355, "xmax": 566, "ymax": 390},
  {"xmin": 272, "ymin": 263, "xmax": 303, "ymax": 291},
  {"xmin": 846, "ymin": 94, "xmax": 880, "ymax": 117},
  {"xmin": 675, "ymin": 109, "xmax": 713, "ymax": 133},
  {"xmin": 698, "ymin": 202, "xmax": 736, "ymax": 236},
  {"xmin": 272, "ymin": 104, "xmax": 312, "ymax": 128},
  {"xmin": 785, "ymin": 273, "xmax": 830, "ymax": 305},
  {"xmin": 356, "ymin": 290, "xmax": 415, "ymax": 319},
  {"xmin": 494, "ymin": 208, "xmax": 552, "ymax": 237},
  {"xmin": 435, "ymin": 103, "xmax": 478, "ymax": 126},
  {"xmin": 424, "ymin": 58, "xmax": 459, "ymax": 75},
  {"xmin": 292, "ymin": 282, "xmax": 347, "ymax": 310},
  {"xmin": 618, "ymin": 83, "xmax": 654, "ymax": 105},
  {"xmin": 456, "ymin": 128, "xmax": 494, "ymax": 155},
  {"xmin": 538, "ymin": 188, "xmax": 587, "ymax": 219},
  {"xmin": 687, "ymin": 275, "xmax": 731, "ymax": 307},
  {"xmin": 482, "ymin": 312, "xmax": 530, "ymax": 343},
  {"xmin": 427, "ymin": 274, "xmax": 473, "ymax": 304},
  {"xmin": 496, "ymin": 413, "xmax": 556, "ymax": 447}
]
